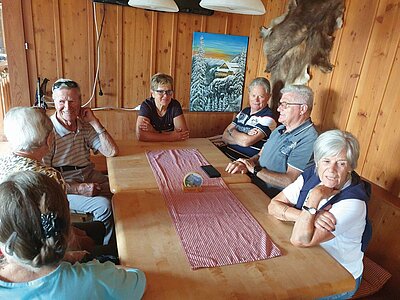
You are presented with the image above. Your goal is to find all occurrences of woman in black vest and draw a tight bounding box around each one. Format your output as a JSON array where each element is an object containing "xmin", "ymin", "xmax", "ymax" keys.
[{"xmin": 268, "ymin": 129, "xmax": 370, "ymax": 299}]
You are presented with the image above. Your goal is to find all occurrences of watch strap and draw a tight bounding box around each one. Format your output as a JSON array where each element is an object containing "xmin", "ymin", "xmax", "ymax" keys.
[
  {"xmin": 302, "ymin": 205, "xmax": 317, "ymax": 215},
  {"xmin": 253, "ymin": 165, "xmax": 262, "ymax": 177}
]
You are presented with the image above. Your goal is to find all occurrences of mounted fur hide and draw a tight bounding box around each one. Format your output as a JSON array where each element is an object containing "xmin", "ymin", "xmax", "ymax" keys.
[{"xmin": 260, "ymin": 0, "xmax": 345, "ymax": 112}]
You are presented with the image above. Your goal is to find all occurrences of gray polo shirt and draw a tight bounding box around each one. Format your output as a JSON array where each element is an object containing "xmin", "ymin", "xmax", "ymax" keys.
[{"xmin": 258, "ymin": 119, "xmax": 318, "ymax": 187}]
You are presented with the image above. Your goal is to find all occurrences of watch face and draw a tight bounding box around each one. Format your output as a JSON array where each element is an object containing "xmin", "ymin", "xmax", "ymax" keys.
[
  {"xmin": 303, "ymin": 205, "xmax": 317, "ymax": 215},
  {"xmin": 309, "ymin": 208, "xmax": 317, "ymax": 215}
]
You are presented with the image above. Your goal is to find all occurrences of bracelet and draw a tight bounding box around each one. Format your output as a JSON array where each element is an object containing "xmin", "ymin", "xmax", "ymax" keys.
[
  {"xmin": 96, "ymin": 127, "xmax": 106, "ymax": 135},
  {"xmin": 281, "ymin": 205, "xmax": 289, "ymax": 220}
]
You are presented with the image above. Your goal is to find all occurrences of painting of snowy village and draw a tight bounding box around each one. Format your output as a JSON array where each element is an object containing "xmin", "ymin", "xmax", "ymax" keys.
[{"xmin": 189, "ymin": 32, "xmax": 249, "ymax": 112}]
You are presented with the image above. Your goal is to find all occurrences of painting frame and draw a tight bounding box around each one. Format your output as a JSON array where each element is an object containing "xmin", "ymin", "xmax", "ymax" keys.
[{"xmin": 189, "ymin": 32, "xmax": 249, "ymax": 112}]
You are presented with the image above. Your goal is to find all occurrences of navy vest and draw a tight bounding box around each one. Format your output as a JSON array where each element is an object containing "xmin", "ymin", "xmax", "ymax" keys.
[{"xmin": 295, "ymin": 165, "xmax": 372, "ymax": 252}]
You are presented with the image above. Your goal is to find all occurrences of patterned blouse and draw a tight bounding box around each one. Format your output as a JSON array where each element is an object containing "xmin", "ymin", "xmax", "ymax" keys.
[{"xmin": 0, "ymin": 153, "xmax": 67, "ymax": 193}]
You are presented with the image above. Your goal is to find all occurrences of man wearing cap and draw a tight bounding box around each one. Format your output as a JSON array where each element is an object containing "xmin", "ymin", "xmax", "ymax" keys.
[
  {"xmin": 44, "ymin": 78, "xmax": 118, "ymax": 245},
  {"xmin": 225, "ymin": 85, "xmax": 318, "ymax": 198}
]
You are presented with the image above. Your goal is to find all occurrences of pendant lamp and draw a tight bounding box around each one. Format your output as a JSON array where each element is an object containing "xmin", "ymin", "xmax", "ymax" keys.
[
  {"xmin": 199, "ymin": 0, "xmax": 266, "ymax": 15},
  {"xmin": 128, "ymin": 0, "xmax": 179, "ymax": 12}
]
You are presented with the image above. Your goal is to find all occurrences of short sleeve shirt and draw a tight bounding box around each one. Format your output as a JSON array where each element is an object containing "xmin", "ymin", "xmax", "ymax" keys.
[
  {"xmin": 139, "ymin": 97, "xmax": 183, "ymax": 132},
  {"xmin": 228, "ymin": 106, "xmax": 277, "ymax": 157},
  {"xmin": 43, "ymin": 114, "xmax": 101, "ymax": 168},
  {"xmin": 0, "ymin": 261, "xmax": 146, "ymax": 299},
  {"xmin": 258, "ymin": 119, "xmax": 318, "ymax": 187}
]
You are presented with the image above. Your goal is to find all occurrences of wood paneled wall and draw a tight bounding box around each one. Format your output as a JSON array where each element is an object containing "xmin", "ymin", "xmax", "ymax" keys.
[{"xmin": 3, "ymin": 0, "xmax": 400, "ymax": 197}]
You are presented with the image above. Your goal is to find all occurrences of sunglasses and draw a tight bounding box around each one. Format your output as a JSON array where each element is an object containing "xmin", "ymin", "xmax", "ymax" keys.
[{"xmin": 52, "ymin": 80, "xmax": 79, "ymax": 92}]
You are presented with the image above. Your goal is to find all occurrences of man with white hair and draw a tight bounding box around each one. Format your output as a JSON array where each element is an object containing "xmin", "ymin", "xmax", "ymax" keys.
[
  {"xmin": 225, "ymin": 85, "xmax": 318, "ymax": 197},
  {"xmin": 44, "ymin": 78, "xmax": 118, "ymax": 245}
]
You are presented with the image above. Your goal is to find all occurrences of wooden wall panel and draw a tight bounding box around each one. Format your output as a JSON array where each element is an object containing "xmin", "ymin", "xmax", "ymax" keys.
[
  {"xmin": 363, "ymin": 42, "xmax": 400, "ymax": 196},
  {"xmin": 22, "ymin": 0, "xmax": 37, "ymax": 101},
  {"xmin": 175, "ymin": 13, "xmax": 203, "ymax": 108},
  {"xmin": 122, "ymin": 9, "xmax": 152, "ymax": 108},
  {"xmin": 204, "ymin": 11, "xmax": 228, "ymax": 34},
  {"xmin": 95, "ymin": 4, "xmax": 119, "ymax": 108},
  {"xmin": 58, "ymin": 0, "xmax": 91, "ymax": 101},
  {"xmin": 2, "ymin": 0, "xmax": 31, "ymax": 106},
  {"xmin": 346, "ymin": 0, "xmax": 400, "ymax": 171},
  {"xmin": 154, "ymin": 12, "xmax": 175, "ymax": 75},
  {"xmin": 31, "ymin": 0, "xmax": 57, "ymax": 82},
  {"xmin": 317, "ymin": 0, "xmax": 379, "ymax": 131}
]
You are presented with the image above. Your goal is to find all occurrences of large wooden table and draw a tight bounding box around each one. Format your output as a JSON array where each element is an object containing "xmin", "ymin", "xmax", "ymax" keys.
[
  {"xmin": 112, "ymin": 183, "xmax": 355, "ymax": 299},
  {"xmin": 107, "ymin": 138, "xmax": 250, "ymax": 193}
]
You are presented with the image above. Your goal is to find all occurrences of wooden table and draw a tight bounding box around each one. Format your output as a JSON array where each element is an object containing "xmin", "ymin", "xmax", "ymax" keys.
[
  {"xmin": 107, "ymin": 138, "xmax": 250, "ymax": 193},
  {"xmin": 112, "ymin": 183, "xmax": 355, "ymax": 299}
]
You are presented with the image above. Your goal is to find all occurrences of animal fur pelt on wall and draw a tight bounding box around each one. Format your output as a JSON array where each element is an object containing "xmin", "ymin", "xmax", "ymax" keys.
[{"xmin": 260, "ymin": 0, "xmax": 345, "ymax": 113}]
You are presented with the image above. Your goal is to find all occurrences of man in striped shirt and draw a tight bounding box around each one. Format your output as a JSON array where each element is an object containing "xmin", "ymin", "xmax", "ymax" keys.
[{"xmin": 44, "ymin": 78, "xmax": 119, "ymax": 245}]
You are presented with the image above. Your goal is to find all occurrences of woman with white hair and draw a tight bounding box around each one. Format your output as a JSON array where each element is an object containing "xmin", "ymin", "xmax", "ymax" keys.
[
  {"xmin": 268, "ymin": 129, "xmax": 371, "ymax": 299},
  {"xmin": 0, "ymin": 171, "xmax": 146, "ymax": 299},
  {"xmin": 0, "ymin": 107, "xmax": 65, "ymax": 189}
]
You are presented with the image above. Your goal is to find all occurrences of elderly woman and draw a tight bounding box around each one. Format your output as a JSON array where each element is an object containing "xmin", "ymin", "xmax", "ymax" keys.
[
  {"xmin": 0, "ymin": 171, "xmax": 146, "ymax": 298},
  {"xmin": 220, "ymin": 77, "xmax": 277, "ymax": 159},
  {"xmin": 268, "ymin": 129, "xmax": 370, "ymax": 299},
  {"xmin": 0, "ymin": 107, "xmax": 65, "ymax": 189},
  {"xmin": 0, "ymin": 107, "xmax": 104, "ymax": 260},
  {"xmin": 136, "ymin": 73, "xmax": 189, "ymax": 142}
]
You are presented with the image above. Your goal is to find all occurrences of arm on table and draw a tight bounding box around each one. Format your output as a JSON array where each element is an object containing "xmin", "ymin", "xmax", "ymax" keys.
[
  {"xmin": 268, "ymin": 191, "xmax": 301, "ymax": 222},
  {"xmin": 222, "ymin": 123, "xmax": 266, "ymax": 147},
  {"xmin": 252, "ymin": 165, "xmax": 301, "ymax": 189},
  {"xmin": 290, "ymin": 186, "xmax": 338, "ymax": 247},
  {"xmin": 136, "ymin": 115, "xmax": 189, "ymax": 142}
]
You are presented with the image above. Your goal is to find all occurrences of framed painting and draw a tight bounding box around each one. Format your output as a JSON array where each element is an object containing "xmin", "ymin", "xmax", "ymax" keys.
[{"xmin": 189, "ymin": 32, "xmax": 249, "ymax": 112}]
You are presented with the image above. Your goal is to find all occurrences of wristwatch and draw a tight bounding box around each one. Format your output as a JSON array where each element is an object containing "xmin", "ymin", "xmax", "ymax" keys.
[
  {"xmin": 302, "ymin": 205, "xmax": 317, "ymax": 215},
  {"xmin": 253, "ymin": 165, "xmax": 262, "ymax": 177}
]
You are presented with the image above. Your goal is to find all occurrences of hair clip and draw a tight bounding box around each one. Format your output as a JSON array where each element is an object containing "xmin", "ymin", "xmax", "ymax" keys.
[
  {"xmin": 41, "ymin": 212, "xmax": 64, "ymax": 239},
  {"xmin": 4, "ymin": 232, "xmax": 18, "ymax": 256}
]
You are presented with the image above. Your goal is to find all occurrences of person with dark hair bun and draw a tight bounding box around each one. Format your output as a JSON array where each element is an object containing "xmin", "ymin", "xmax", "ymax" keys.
[{"xmin": 0, "ymin": 171, "xmax": 146, "ymax": 299}]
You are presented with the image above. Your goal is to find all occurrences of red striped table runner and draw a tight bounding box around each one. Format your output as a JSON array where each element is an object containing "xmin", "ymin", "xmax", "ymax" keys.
[{"xmin": 146, "ymin": 148, "xmax": 281, "ymax": 269}]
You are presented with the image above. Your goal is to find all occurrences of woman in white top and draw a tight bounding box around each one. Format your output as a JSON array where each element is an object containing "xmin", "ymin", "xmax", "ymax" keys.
[{"xmin": 268, "ymin": 129, "xmax": 370, "ymax": 299}]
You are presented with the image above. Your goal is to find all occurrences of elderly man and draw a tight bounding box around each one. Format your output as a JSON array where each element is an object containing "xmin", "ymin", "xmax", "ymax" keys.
[
  {"xmin": 225, "ymin": 85, "xmax": 318, "ymax": 197},
  {"xmin": 220, "ymin": 77, "xmax": 276, "ymax": 160},
  {"xmin": 44, "ymin": 78, "xmax": 118, "ymax": 245}
]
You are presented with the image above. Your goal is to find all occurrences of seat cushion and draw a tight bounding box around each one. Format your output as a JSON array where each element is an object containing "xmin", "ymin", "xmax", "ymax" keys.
[{"xmin": 351, "ymin": 256, "xmax": 391, "ymax": 299}]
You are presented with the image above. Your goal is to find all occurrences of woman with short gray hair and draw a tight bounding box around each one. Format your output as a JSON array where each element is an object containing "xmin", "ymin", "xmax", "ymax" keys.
[
  {"xmin": 268, "ymin": 129, "xmax": 370, "ymax": 299},
  {"xmin": 0, "ymin": 107, "xmax": 64, "ymax": 189}
]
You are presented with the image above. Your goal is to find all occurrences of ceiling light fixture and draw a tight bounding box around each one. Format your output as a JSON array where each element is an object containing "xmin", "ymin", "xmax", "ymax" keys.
[
  {"xmin": 128, "ymin": 0, "xmax": 179, "ymax": 12},
  {"xmin": 199, "ymin": 0, "xmax": 266, "ymax": 15}
]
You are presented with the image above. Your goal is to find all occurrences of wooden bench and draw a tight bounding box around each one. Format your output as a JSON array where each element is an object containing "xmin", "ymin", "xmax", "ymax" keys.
[{"xmin": 359, "ymin": 182, "xmax": 400, "ymax": 298}]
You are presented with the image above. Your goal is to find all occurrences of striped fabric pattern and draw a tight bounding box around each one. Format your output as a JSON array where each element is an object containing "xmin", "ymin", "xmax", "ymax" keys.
[
  {"xmin": 45, "ymin": 115, "xmax": 101, "ymax": 167},
  {"xmin": 146, "ymin": 148, "xmax": 281, "ymax": 269}
]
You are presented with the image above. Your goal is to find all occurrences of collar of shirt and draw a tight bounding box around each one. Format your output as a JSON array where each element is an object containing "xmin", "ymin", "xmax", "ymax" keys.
[{"xmin": 51, "ymin": 114, "xmax": 83, "ymax": 138}]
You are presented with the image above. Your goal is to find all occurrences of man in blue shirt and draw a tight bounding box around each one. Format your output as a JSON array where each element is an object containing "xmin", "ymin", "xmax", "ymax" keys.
[{"xmin": 225, "ymin": 85, "xmax": 318, "ymax": 197}]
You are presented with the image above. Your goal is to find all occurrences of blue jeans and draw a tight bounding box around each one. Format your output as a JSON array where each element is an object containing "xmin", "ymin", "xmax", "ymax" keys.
[{"xmin": 318, "ymin": 276, "xmax": 362, "ymax": 300}]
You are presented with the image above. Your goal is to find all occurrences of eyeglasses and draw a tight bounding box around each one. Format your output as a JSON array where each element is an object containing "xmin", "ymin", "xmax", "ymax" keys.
[
  {"xmin": 154, "ymin": 89, "xmax": 173, "ymax": 96},
  {"xmin": 52, "ymin": 80, "xmax": 79, "ymax": 92},
  {"xmin": 278, "ymin": 101, "xmax": 305, "ymax": 109}
]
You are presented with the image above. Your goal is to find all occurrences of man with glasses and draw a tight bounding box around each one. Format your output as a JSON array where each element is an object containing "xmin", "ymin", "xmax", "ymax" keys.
[
  {"xmin": 225, "ymin": 85, "xmax": 318, "ymax": 197},
  {"xmin": 44, "ymin": 78, "xmax": 119, "ymax": 245},
  {"xmin": 136, "ymin": 73, "xmax": 189, "ymax": 142}
]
